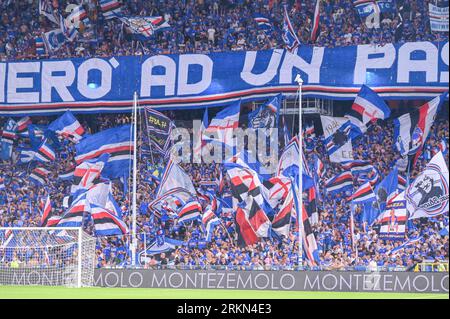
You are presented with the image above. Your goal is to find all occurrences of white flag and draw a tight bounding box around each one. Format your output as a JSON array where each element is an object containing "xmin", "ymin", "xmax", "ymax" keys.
[
  {"xmin": 407, "ymin": 152, "xmax": 449, "ymax": 219},
  {"xmin": 320, "ymin": 116, "xmax": 354, "ymax": 163}
]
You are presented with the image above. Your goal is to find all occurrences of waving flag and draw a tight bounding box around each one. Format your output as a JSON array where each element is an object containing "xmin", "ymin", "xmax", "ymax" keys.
[
  {"xmin": 47, "ymin": 110, "xmax": 85, "ymax": 142},
  {"xmin": 311, "ymin": 0, "xmax": 321, "ymax": 42},
  {"xmin": 321, "ymin": 116, "xmax": 355, "ymax": 163},
  {"xmin": 177, "ymin": 201, "xmax": 202, "ymax": 225},
  {"xmin": 325, "ymin": 171, "xmax": 353, "ymax": 194},
  {"xmin": 16, "ymin": 117, "xmax": 32, "ymax": 136},
  {"xmin": 253, "ymin": 14, "xmax": 272, "ymax": 30},
  {"xmin": 235, "ymin": 196, "xmax": 270, "ymax": 247},
  {"xmin": 156, "ymin": 159, "xmax": 197, "ymax": 198},
  {"xmin": 71, "ymin": 153, "xmax": 109, "ymax": 196},
  {"xmin": 348, "ymin": 182, "xmax": 376, "ymax": 203},
  {"xmin": 398, "ymin": 174, "xmax": 407, "ymax": 190},
  {"xmin": 39, "ymin": 0, "xmax": 58, "ymax": 24},
  {"xmin": 91, "ymin": 204, "xmax": 128, "ymax": 236},
  {"xmin": 75, "ymin": 124, "xmax": 133, "ymax": 179},
  {"xmin": 314, "ymin": 156, "xmax": 325, "ymax": 178},
  {"xmin": 43, "ymin": 28, "xmax": 66, "ymax": 52},
  {"xmin": 202, "ymin": 206, "xmax": 221, "ymax": 242},
  {"xmin": 394, "ymin": 92, "xmax": 447, "ymax": 168},
  {"xmin": 120, "ymin": 16, "xmax": 170, "ymax": 40},
  {"xmin": 262, "ymin": 176, "xmax": 292, "ymax": 210},
  {"xmin": 277, "ymin": 136, "xmax": 315, "ymax": 191},
  {"xmin": 204, "ymin": 100, "xmax": 241, "ymax": 149},
  {"xmin": 56, "ymin": 196, "xmax": 89, "ymax": 228},
  {"xmin": 39, "ymin": 195, "xmax": 52, "ymax": 227},
  {"xmin": 292, "ymin": 181, "xmax": 320, "ymax": 267},
  {"xmin": 282, "ymin": 5, "xmax": 300, "ymax": 53},
  {"xmin": 406, "ymin": 152, "xmax": 449, "ymax": 220},
  {"xmin": 272, "ymin": 188, "xmax": 294, "ymax": 237},
  {"xmin": 346, "ymin": 85, "xmax": 391, "ymax": 135},
  {"xmin": 100, "ymin": 0, "xmax": 122, "ymax": 20},
  {"xmin": 1, "ymin": 118, "xmax": 17, "ymax": 160},
  {"xmin": 340, "ymin": 160, "xmax": 372, "ymax": 174},
  {"xmin": 373, "ymin": 168, "xmax": 399, "ymax": 212},
  {"xmin": 0, "ymin": 176, "xmax": 5, "ymax": 191},
  {"xmin": 35, "ymin": 139, "xmax": 56, "ymax": 163},
  {"xmin": 353, "ymin": 0, "xmax": 397, "ymax": 17},
  {"xmin": 60, "ymin": 13, "xmax": 78, "ymax": 42},
  {"xmin": 378, "ymin": 192, "xmax": 407, "ymax": 240},
  {"xmin": 17, "ymin": 147, "xmax": 35, "ymax": 164},
  {"xmin": 248, "ymin": 94, "xmax": 281, "ymax": 134},
  {"xmin": 35, "ymin": 36, "xmax": 46, "ymax": 56},
  {"xmin": 30, "ymin": 167, "xmax": 51, "ymax": 186},
  {"xmin": 66, "ymin": 4, "xmax": 90, "ymax": 29},
  {"xmin": 357, "ymin": 165, "xmax": 381, "ymax": 186}
]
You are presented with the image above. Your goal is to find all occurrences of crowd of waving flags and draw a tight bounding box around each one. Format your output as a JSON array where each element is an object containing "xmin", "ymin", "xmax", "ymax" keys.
[
  {"xmin": 0, "ymin": 110, "xmax": 131, "ymax": 237},
  {"xmin": 0, "ymin": 84, "xmax": 448, "ymax": 264},
  {"xmin": 36, "ymin": 0, "xmax": 170, "ymax": 54}
]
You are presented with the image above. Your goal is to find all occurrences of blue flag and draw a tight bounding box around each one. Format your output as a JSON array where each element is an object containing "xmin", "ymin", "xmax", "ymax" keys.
[
  {"xmin": 373, "ymin": 167, "xmax": 399, "ymax": 212},
  {"xmin": 75, "ymin": 124, "xmax": 133, "ymax": 179},
  {"xmin": 248, "ymin": 94, "xmax": 281, "ymax": 132},
  {"xmin": 0, "ymin": 119, "xmax": 17, "ymax": 160}
]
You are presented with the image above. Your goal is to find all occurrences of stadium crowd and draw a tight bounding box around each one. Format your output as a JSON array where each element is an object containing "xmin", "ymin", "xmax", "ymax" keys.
[
  {"xmin": 0, "ymin": 0, "xmax": 449, "ymax": 61},
  {"xmin": 0, "ymin": 107, "xmax": 449, "ymax": 271},
  {"xmin": 0, "ymin": 0, "xmax": 448, "ymax": 272}
]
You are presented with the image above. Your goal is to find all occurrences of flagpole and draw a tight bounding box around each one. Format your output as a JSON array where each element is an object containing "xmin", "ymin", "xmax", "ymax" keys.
[
  {"xmin": 296, "ymin": 75, "xmax": 304, "ymax": 268},
  {"xmin": 131, "ymin": 91, "xmax": 138, "ymax": 266}
]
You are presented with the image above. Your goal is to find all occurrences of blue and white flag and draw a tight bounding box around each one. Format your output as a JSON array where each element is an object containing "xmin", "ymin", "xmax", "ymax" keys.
[
  {"xmin": 253, "ymin": 14, "xmax": 272, "ymax": 30},
  {"xmin": 91, "ymin": 204, "xmax": 128, "ymax": 236},
  {"xmin": 373, "ymin": 167, "xmax": 399, "ymax": 212},
  {"xmin": 39, "ymin": 0, "xmax": 58, "ymax": 25},
  {"xmin": 29, "ymin": 167, "xmax": 51, "ymax": 186},
  {"xmin": 202, "ymin": 206, "xmax": 221, "ymax": 242},
  {"xmin": 282, "ymin": 5, "xmax": 300, "ymax": 53},
  {"xmin": 65, "ymin": 4, "xmax": 90, "ymax": 29},
  {"xmin": 407, "ymin": 151, "xmax": 449, "ymax": 220},
  {"xmin": 353, "ymin": 0, "xmax": 397, "ymax": 19},
  {"xmin": 35, "ymin": 36, "xmax": 46, "ymax": 56},
  {"xmin": 120, "ymin": 16, "xmax": 170, "ymax": 40},
  {"xmin": 156, "ymin": 159, "xmax": 197, "ymax": 198},
  {"xmin": 47, "ymin": 110, "xmax": 85, "ymax": 143},
  {"xmin": 388, "ymin": 236, "xmax": 423, "ymax": 255},
  {"xmin": 60, "ymin": 14, "xmax": 78, "ymax": 42},
  {"xmin": 100, "ymin": 0, "xmax": 122, "ymax": 20},
  {"xmin": 341, "ymin": 160, "xmax": 373, "ymax": 174},
  {"xmin": 17, "ymin": 147, "xmax": 35, "ymax": 164},
  {"xmin": 394, "ymin": 92, "xmax": 447, "ymax": 168},
  {"xmin": 203, "ymin": 100, "xmax": 241, "ymax": 150},
  {"xmin": 0, "ymin": 118, "xmax": 17, "ymax": 160},
  {"xmin": 55, "ymin": 195, "xmax": 89, "ymax": 228},
  {"xmin": 35, "ymin": 138, "xmax": 56, "ymax": 163},
  {"xmin": 75, "ymin": 125, "xmax": 133, "ymax": 179},
  {"xmin": 346, "ymin": 85, "xmax": 391, "ymax": 135},
  {"xmin": 325, "ymin": 171, "xmax": 353, "ymax": 194},
  {"xmin": 248, "ymin": 94, "xmax": 281, "ymax": 133},
  {"xmin": 139, "ymin": 236, "xmax": 184, "ymax": 260},
  {"xmin": 0, "ymin": 175, "xmax": 5, "ymax": 191},
  {"xmin": 276, "ymin": 136, "xmax": 315, "ymax": 191},
  {"xmin": 321, "ymin": 116, "xmax": 354, "ymax": 163},
  {"xmin": 43, "ymin": 29, "xmax": 66, "ymax": 52}
]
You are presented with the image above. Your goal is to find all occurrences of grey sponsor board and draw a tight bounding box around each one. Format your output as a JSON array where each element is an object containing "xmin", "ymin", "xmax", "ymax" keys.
[{"xmin": 93, "ymin": 269, "xmax": 449, "ymax": 294}]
